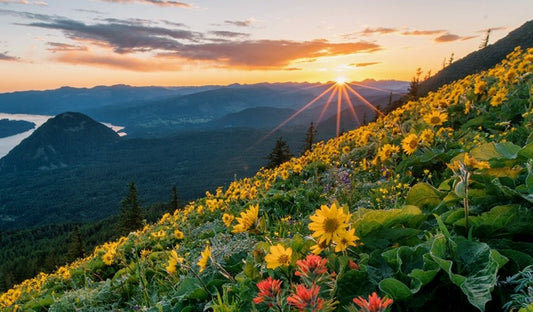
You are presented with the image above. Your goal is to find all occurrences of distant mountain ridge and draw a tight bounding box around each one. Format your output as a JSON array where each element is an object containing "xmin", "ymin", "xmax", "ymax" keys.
[{"xmin": 0, "ymin": 112, "xmax": 119, "ymax": 172}]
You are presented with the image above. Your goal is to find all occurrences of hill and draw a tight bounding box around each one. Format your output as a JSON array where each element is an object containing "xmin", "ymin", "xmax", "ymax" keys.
[
  {"xmin": 418, "ymin": 20, "xmax": 533, "ymax": 95},
  {"xmin": 1, "ymin": 47, "xmax": 531, "ymax": 311},
  {"xmin": 0, "ymin": 112, "xmax": 120, "ymax": 172},
  {"xmin": 0, "ymin": 119, "xmax": 34, "ymax": 138}
]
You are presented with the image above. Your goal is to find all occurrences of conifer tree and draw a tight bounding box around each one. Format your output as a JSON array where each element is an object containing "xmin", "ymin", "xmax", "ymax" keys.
[
  {"xmin": 266, "ymin": 137, "xmax": 293, "ymax": 169},
  {"xmin": 119, "ymin": 182, "xmax": 144, "ymax": 234},
  {"xmin": 66, "ymin": 225, "xmax": 85, "ymax": 262},
  {"xmin": 407, "ymin": 67, "xmax": 422, "ymax": 100},
  {"xmin": 302, "ymin": 122, "xmax": 317, "ymax": 153},
  {"xmin": 170, "ymin": 185, "xmax": 180, "ymax": 212}
]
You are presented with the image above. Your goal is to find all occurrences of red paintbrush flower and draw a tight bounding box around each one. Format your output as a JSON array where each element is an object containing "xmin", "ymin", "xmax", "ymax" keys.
[{"xmin": 352, "ymin": 292, "xmax": 393, "ymax": 312}]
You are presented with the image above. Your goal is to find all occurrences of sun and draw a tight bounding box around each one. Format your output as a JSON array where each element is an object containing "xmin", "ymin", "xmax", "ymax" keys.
[{"xmin": 335, "ymin": 76, "xmax": 347, "ymax": 85}]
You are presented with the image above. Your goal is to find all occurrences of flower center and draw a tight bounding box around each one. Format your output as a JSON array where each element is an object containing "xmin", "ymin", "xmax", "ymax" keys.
[
  {"xmin": 324, "ymin": 218, "xmax": 340, "ymax": 233},
  {"xmin": 278, "ymin": 254, "xmax": 290, "ymax": 265},
  {"xmin": 430, "ymin": 116, "xmax": 441, "ymax": 124},
  {"xmin": 409, "ymin": 139, "xmax": 418, "ymax": 149}
]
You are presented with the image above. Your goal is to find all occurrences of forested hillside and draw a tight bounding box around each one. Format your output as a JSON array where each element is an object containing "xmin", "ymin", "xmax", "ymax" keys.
[{"xmin": 1, "ymin": 47, "xmax": 531, "ymax": 311}]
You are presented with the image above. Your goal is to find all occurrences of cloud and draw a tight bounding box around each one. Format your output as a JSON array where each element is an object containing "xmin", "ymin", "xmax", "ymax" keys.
[
  {"xmin": 54, "ymin": 50, "xmax": 183, "ymax": 71},
  {"xmin": 172, "ymin": 39, "xmax": 381, "ymax": 69},
  {"xmin": 208, "ymin": 30, "xmax": 249, "ymax": 39},
  {"xmin": 223, "ymin": 18, "xmax": 255, "ymax": 27},
  {"xmin": 434, "ymin": 33, "xmax": 476, "ymax": 43},
  {"xmin": 9, "ymin": 11, "xmax": 381, "ymax": 70},
  {"xmin": 359, "ymin": 27, "xmax": 397, "ymax": 36},
  {"xmin": 47, "ymin": 42, "xmax": 88, "ymax": 52},
  {"xmin": 0, "ymin": 0, "xmax": 47, "ymax": 5},
  {"xmin": 97, "ymin": 0, "xmax": 192, "ymax": 7},
  {"xmin": 401, "ymin": 29, "xmax": 445, "ymax": 36},
  {"xmin": 351, "ymin": 62, "xmax": 381, "ymax": 67},
  {"xmin": 22, "ymin": 18, "xmax": 202, "ymax": 53},
  {"xmin": 0, "ymin": 51, "xmax": 18, "ymax": 61}
]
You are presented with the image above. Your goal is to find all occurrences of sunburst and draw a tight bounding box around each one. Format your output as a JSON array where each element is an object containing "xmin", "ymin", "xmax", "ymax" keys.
[{"xmin": 248, "ymin": 76, "xmax": 401, "ymax": 151}]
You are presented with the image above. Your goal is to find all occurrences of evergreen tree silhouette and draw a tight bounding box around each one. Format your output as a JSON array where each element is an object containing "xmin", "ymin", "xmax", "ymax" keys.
[
  {"xmin": 119, "ymin": 182, "xmax": 144, "ymax": 234},
  {"xmin": 266, "ymin": 137, "xmax": 293, "ymax": 169},
  {"xmin": 302, "ymin": 122, "xmax": 317, "ymax": 153},
  {"xmin": 66, "ymin": 225, "xmax": 85, "ymax": 262},
  {"xmin": 170, "ymin": 185, "xmax": 180, "ymax": 212}
]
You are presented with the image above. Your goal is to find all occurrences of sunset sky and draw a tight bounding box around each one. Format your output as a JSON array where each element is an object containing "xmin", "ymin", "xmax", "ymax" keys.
[{"xmin": 0, "ymin": 0, "xmax": 531, "ymax": 92}]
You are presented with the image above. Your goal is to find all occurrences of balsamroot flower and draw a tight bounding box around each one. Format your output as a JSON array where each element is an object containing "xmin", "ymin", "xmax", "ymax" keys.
[
  {"xmin": 401, "ymin": 133, "xmax": 419, "ymax": 155},
  {"xmin": 422, "ymin": 110, "xmax": 448, "ymax": 126},
  {"xmin": 222, "ymin": 213, "xmax": 235, "ymax": 227},
  {"xmin": 264, "ymin": 244, "xmax": 293, "ymax": 269},
  {"xmin": 352, "ymin": 292, "xmax": 393, "ymax": 312},
  {"xmin": 287, "ymin": 284, "xmax": 324, "ymax": 311},
  {"xmin": 253, "ymin": 276, "xmax": 283, "ymax": 307},
  {"xmin": 232, "ymin": 204, "xmax": 259, "ymax": 233},
  {"xmin": 308, "ymin": 202, "xmax": 351, "ymax": 245},
  {"xmin": 197, "ymin": 245, "xmax": 211, "ymax": 273},
  {"xmin": 166, "ymin": 249, "xmax": 184, "ymax": 275}
]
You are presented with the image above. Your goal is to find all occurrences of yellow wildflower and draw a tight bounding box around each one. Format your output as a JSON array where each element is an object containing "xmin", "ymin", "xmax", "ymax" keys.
[
  {"xmin": 197, "ymin": 245, "xmax": 212, "ymax": 273},
  {"xmin": 222, "ymin": 213, "xmax": 235, "ymax": 227},
  {"xmin": 420, "ymin": 128, "xmax": 434, "ymax": 146},
  {"xmin": 264, "ymin": 244, "xmax": 293, "ymax": 269},
  {"xmin": 308, "ymin": 202, "xmax": 351, "ymax": 245},
  {"xmin": 174, "ymin": 229, "xmax": 184, "ymax": 240},
  {"xmin": 401, "ymin": 133, "xmax": 419, "ymax": 155},
  {"xmin": 333, "ymin": 228, "xmax": 359, "ymax": 252},
  {"xmin": 232, "ymin": 204, "xmax": 259, "ymax": 233},
  {"xmin": 166, "ymin": 249, "xmax": 184, "ymax": 275},
  {"xmin": 423, "ymin": 110, "xmax": 448, "ymax": 126}
]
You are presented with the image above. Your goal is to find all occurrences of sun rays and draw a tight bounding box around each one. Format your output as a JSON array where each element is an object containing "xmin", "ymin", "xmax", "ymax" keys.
[{"xmin": 248, "ymin": 79, "xmax": 401, "ymax": 151}]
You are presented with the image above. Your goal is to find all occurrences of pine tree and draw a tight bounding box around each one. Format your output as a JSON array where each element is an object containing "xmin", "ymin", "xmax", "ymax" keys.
[
  {"xmin": 302, "ymin": 122, "xmax": 317, "ymax": 153},
  {"xmin": 170, "ymin": 185, "xmax": 180, "ymax": 212},
  {"xmin": 266, "ymin": 137, "xmax": 293, "ymax": 169},
  {"xmin": 119, "ymin": 182, "xmax": 144, "ymax": 234},
  {"xmin": 66, "ymin": 225, "xmax": 85, "ymax": 262},
  {"xmin": 407, "ymin": 67, "xmax": 422, "ymax": 100}
]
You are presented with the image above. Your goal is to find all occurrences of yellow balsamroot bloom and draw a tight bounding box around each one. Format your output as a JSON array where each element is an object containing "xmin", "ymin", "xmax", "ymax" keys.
[
  {"xmin": 308, "ymin": 202, "xmax": 352, "ymax": 245},
  {"xmin": 197, "ymin": 245, "xmax": 212, "ymax": 273},
  {"xmin": 174, "ymin": 229, "xmax": 184, "ymax": 240},
  {"xmin": 401, "ymin": 133, "xmax": 419, "ymax": 155},
  {"xmin": 222, "ymin": 213, "xmax": 235, "ymax": 227},
  {"xmin": 420, "ymin": 128, "xmax": 434, "ymax": 146},
  {"xmin": 334, "ymin": 228, "xmax": 359, "ymax": 252},
  {"xmin": 264, "ymin": 244, "xmax": 293, "ymax": 269},
  {"xmin": 423, "ymin": 110, "xmax": 448, "ymax": 126},
  {"xmin": 166, "ymin": 249, "xmax": 184, "ymax": 275},
  {"xmin": 232, "ymin": 204, "xmax": 259, "ymax": 233}
]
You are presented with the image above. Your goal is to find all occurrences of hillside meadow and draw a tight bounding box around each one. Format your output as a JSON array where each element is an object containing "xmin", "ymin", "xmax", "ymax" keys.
[{"xmin": 1, "ymin": 47, "xmax": 532, "ymax": 311}]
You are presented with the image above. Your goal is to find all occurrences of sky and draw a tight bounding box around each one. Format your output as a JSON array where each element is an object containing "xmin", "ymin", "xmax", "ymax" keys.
[{"xmin": 0, "ymin": 0, "xmax": 531, "ymax": 92}]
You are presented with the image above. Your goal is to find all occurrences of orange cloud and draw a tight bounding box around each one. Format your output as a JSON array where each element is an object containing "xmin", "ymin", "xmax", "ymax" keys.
[
  {"xmin": 352, "ymin": 62, "xmax": 381, "ymax": 67},
  {"xmin": 54, "ymin": 51, "xmax": 182, "ymax": 71},
  {"xmin": 173, "ymin": 39, "xmax": 381, "ymax": 69},
  {"xmin": 434, "ymin": 33, "xmax": 476, "ymax": 43},
  {"xmin": 401, "ymin": 29, "xmax": 445, "ymax": 36}
]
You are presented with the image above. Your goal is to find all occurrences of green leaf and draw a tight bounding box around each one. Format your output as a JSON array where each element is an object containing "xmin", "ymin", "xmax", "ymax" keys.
[
  {"xmin": 174, "ymin": 277, "xmax": 208, "ymax": 301},
  {"xmin": 518, "ymin": 142, "xmax": 533, "ymax": 159},
  {"xmin": 430, "ymin": 236, "xmax": 508, "ymax": 311},
  {"xmin": 405, "ymin": 183, "xmax": 443, "ymax": 211},
  {"xmin": 494, "ymin": 142, "xmax": 521, "ymax": 159},
  {"xmin": 470, "ymin": 143, "xmax": 500, "ymax": 161},
  {"xmin": 379, "ymin": 278, "xmax": 412, "ymax": 300}
]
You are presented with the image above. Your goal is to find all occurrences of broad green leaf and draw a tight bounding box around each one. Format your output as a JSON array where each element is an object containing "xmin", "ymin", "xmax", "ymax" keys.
[
  {"xmin": 470, "ymin": 143, "xmax": 500, "ymax": 161},
  {"xmin": 379, "ymin": 278, "xmax": 412, "ymax": 300},
  {"xmin": 518, "ymin": 142, "xmax": 533, "ymax": 159},
  {"xmin": 494, "ymin": 142, "xmax": 521, "ymax": 159},
  {"xmin": 405, "ymin": 183, "xmax": 443, "ymax": 210},
  {"xmin": 430, "ymin": 236, "xmax": 508, "ymax": 311},
  {"xmin": 174, "ymin": 277, "xmax": 209, "ymax": 301}
]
